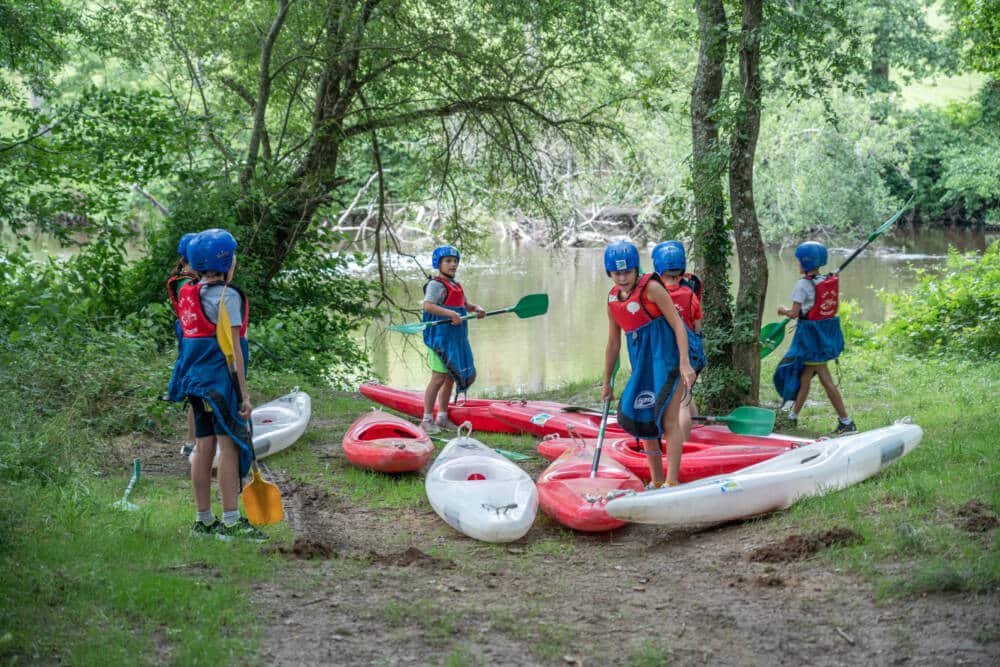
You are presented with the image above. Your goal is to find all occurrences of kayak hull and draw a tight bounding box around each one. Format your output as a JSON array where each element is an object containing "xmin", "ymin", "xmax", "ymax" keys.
[
  {"xmin": 536, "ymin": 444, "xmax": 644, "ymax": 532},
  {"xmin": 426, "ymin": 434, "xmax": 538, "ymax": 542},
  {"xmin": 360, "ymin": 383, "xmax": 565, "ymax": 434},
  {"xmin": 538, "ymin": 431, "xmax": 803, "ymax": 482},
  {"xmin": 186, "ymin": 390, "xmax": 312, "ymax": 467},
  {"xmin": 606, "ymin": 422, "xmax": 923, "ymax": 526},
  {"xmin": 342, "ymin": 411, "xmax": 434, "ymax": 473}
]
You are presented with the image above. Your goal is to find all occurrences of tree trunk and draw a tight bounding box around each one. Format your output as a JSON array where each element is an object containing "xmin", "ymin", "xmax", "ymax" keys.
[
  {"xmin": 690, "ymin": 0, "xmax": 732, "ymax": 375},
  {"xmin": 729, "ymin": 0, "xmax": 766, "ymax": 404}
]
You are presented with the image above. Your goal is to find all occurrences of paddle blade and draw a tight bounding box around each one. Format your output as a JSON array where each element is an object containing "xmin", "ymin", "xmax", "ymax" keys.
[
  {"xmin": 243, "ymin": 466, "xmax": 284, "ymax": 525},
  {"xmin": 494, "ymin": 448, "xmax": 532, "ymax": 461},
  {"xmin": 387, "ymin": 321, "xmax": 427, "ymax": 335},
  {"xmin": 694, "ymin": 406, "xmax": 775, "ymax": 436},
  {"xmin": 216, "ymin": 287, "xmax": 236, "ymax": 363},
  {"xmin": 512, "ymin": 293, "xmax": 549, "ymax": 319},
  {"xmin": 759, "ymin": 318, "xmax": 789, "ymax": 359}
]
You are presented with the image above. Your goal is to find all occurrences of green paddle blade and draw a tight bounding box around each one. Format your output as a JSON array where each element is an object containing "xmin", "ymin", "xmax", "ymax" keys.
[
  {"xmin": 693, "ymin": 406, "xmax": 775, "ymax": 436},
  {"xmin": 759, "ymin": 317, "xmax": 790, "ymax": 359},
  {"xmin": 512, "ymin": 293, "xmax": 548, "ymax": 318},
  {"xmin": 494, "ymin": 448, "xmax": 532, "ymax": 461},
  {"xmin": 387, "ymin": 320, "xmax": 435, "ymax": 335}
]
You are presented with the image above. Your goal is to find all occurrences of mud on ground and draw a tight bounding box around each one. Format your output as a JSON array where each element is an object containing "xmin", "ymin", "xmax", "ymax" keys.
[{"xmin": 137, "ymin": 426, "xmax": 999, "ymax": 666}]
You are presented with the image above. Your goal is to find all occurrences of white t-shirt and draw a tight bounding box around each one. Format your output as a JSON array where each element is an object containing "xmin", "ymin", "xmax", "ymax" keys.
[
  {"xmin": 198, "ymin": 282, "xmax": 244, "ymax": 326},
  {"xmin": 790, "ymin": 277, "xmax": 818, "ymax": 316}
]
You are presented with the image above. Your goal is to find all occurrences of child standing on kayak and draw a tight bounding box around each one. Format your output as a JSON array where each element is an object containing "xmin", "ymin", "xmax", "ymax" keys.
[
  {"xmin": 651, "ymin": 241, "xmax": 706, "ymax": 441},
  {"xmin": 421, "ymin": 245, "xmax": 485, "ymax": 434},
  {"xmin": 775, "ymin": 242, "xmax": 856, "ymax": 434},
  {"xmin": 167, "ymin": 233, "xmax": 198, "ymax": 452},
  {"xmin": 603, "ymin": 241, "xmax": 697, "ymax": 488},
  {"xmin": 168, "ymin": 228, "xmax": 267, "ymax": 541}
]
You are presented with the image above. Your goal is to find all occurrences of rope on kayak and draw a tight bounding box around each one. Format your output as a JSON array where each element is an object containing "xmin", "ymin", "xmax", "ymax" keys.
[{"xmin": 482, "ymin": 503, "xmax": 518, "ymax": 515}]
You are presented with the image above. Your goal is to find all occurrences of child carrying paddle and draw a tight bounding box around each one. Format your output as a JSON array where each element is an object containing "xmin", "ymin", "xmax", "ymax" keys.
[
  {"xmin": 602, "ymin": 241, "xmax": 697, "ymax": 488},
  {"xmin": 775, "ymin": 242, "xmax": 856, "ymax": 434},
  {"xmin": 168, "ymin": 228, "xmax": 268, "ymax": 541},
  {"xmin": 651, "ymin": 241, "xmax": 706, "ymax": 441},
  {"xmin": 167, "ymin": 233, "xmax": 198, "ymax": 452},
  {"xmin": 421, "ymin": 245, "xmax": 485, "ymax": 434}
]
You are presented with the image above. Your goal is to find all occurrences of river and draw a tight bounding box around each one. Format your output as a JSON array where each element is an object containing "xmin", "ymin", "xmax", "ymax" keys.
[{"xmin": 368, "ymin": 227, "xmax": 993, "ymax": 395}]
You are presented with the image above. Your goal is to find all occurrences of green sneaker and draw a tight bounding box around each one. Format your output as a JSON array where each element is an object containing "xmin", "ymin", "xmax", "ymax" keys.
[
  {"xmin": 191, "ymin": 520, "xmax": 221, "ymax": 538},
  {"xmin": 215, "ymin": 517, "xmax": 269, "ymax": 542}
]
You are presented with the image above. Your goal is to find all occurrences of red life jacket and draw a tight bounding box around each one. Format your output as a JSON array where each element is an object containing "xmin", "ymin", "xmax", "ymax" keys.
[
  {"xmin": 167, "ymin": 272, "xmax": 197, "ymax": 315},
  {"xmin": 804, "ymin": 273, "xmax": 839, "ymax": 321},
  {"xmin": 176, "ymin": 282, "xmax": 250, "ymax": 338},
  {"xmin": 665, "ymin": 283, "xmax": 698, "ymax": 330},
  {"xmin": 608, "ymin": 273, "xmax": 662, "ymax": 332},
  {"xmin": 428, "ymin": 276, "xmax": 466, "ymax": 308}
]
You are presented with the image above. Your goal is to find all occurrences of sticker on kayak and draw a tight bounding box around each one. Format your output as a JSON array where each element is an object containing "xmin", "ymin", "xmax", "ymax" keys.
[
  {"xmin": 718, "ymin": 479, "xmax": 742, "ymax": 493},
  {"xmin": 530, "ymin": 413, "xmax": 553, "ymax": 426}
]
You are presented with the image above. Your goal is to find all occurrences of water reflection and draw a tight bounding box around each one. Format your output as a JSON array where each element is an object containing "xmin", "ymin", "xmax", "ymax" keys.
[{"xmin": 368, "ymin": 229, "xmax": 988, "ymax": 394}]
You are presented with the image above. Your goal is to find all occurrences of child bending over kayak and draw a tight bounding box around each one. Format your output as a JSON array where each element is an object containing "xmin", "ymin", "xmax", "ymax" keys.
[
  {"xmin": 651, "ymin": 240, "xmax": 706, "ymax": 442},
  {"xmin": 167, "ymin": 233, "xmax": 198, "ymax": 452},
  {"xmin": 602, "ymin": 241, "xmax": 697, "ymax": 488},
  {"xmin": 167, "ymin": 228, "xmax": 268, "ymax": 541},
  {"xmin": 774, "ymin": 241, "xmax": 856, "ymax": 434},
  {"xmin": 421, "ymin": 245, "xmax": 485, "ymax": 434}
]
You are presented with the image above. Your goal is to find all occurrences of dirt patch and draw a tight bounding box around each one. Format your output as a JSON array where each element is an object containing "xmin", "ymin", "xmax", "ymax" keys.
[
  {"xmin": 747, "ymin": 528, "xmax": 863, "ymax": 563},
  {"xmin": 957, "ymin": 500, "xmax": 998, "ymax": 533},
  {"xmin": 368, "ymin": 546, "xmax": 453, "ymax": 568},
  {"xmin": 262, "ymin": 537, "xmax": 340, "ymax": 560}
]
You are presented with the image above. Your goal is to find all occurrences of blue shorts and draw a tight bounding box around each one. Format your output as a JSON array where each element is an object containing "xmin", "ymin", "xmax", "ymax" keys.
[{"xmin": 189, "ymin": 396, "xmax": 225, "ymax": 438}]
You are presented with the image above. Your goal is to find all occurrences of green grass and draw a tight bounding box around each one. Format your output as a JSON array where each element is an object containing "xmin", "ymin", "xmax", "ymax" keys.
[
  {"xmin": 763, "ymin": 348, "xmax": 999, "ymax": 596},
  {"xmin": 0, "ymin": 475, "xmax": 287, "ymax": 665}
]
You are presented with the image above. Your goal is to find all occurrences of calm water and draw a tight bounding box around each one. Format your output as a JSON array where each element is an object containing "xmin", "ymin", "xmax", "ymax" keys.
[{"xmin": 368, "ymin": 228, "xmax": 993, "ymax": 394}]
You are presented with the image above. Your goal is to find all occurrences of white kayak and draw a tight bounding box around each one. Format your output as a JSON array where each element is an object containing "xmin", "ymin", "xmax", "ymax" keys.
[
  {"xmin": 605, "ymin": 421, "xmax": 922, "ymax": 526},
  {"xmin": 425, "ymin": 427, "xmax": 538, "ymax": 543},
  {"xmin": 184, "ymin": 389, "xmax": 312, "ymax": 466}
]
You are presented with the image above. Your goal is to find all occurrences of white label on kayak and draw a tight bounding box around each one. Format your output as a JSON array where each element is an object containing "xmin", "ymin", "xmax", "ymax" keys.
[
  {"xmin": 718, "ymin": 479, "xmax": 742, "ymax": 493},
  {"xmin": 530, "ymin": 413, "xmax": 552, "ymax": 426}
]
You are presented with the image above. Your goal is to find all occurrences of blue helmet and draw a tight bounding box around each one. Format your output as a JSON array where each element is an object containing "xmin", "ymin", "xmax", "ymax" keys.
[
  {"xmin": 652, "ymin": 241, "xmax": 686, "ymax": 274},
  {"xmin": 432, "ymin": 245, "xmax": 460, "ymax": 269},
  {"xmin": 604, "ymin": 241, "xmax": 640, "ymax": 274},
  {"xmin": 177, "ymin": 233, "xmax": 197, "ymax": 262},
  {"xmin": 795, "ymin": 241, "xmax": 828, "ymax": 272},
  {"xmin": 189, "ymin": 228, "xmax": 238, "ymax": 273}
]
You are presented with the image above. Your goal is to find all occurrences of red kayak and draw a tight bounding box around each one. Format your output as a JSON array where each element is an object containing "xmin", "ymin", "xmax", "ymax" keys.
[
  {"xmin": 538, "ymin": 433, "xmax": 803, "ymax": 483},
  {"xmin": 358, "ymin": 382, "xmax": 566, "ymax": 434},
  {"xmin": 537, "ymin": 442, "xmax": 644, "ymax": 532},
  {"xmin": 342, "ymin": 411, "xmax": 434, "ymax": 473},
  {"xmin": 488, "ymin": 401, "xmax": 629, "ymax": 438}
]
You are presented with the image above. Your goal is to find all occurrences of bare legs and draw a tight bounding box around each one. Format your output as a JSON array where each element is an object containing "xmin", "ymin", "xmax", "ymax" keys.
[
  {"xmin": 642, "ymin": 383, "xmax": 687, "ymax": 487},
  {"xmin": 191, "ymin": 435, "xmax": 240, "ymax": 514},
  {"xmin": 793, "ymin": 363, "xmax": 849, "ymax": 419},
  {"xmin": 423, "ymin": 370, "xmax": 455, "ymax": 419}
]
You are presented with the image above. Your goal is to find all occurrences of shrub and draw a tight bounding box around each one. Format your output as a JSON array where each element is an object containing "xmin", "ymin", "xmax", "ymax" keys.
[{"xmin": 879, "ymin": 242, "xmax": 1000, "ymax": 358}]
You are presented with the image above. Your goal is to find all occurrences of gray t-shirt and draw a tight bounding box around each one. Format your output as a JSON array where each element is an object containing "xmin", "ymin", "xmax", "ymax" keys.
[
  {"xmin": 199, "ymin": 282, "xmax": 244, "ymax": 326},
  {"xmin": 423, "ymin": 278, "xmax": 456, "ymax": 306},
  {"xmin": 791, "ymin": 277, "xmax": 818, "ymax": 316}
]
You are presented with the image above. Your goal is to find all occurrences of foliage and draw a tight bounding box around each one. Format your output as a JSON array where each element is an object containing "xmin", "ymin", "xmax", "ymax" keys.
[
  {"xmin": 941, "ymin": 0, "xmax": 1000, "ymax": 76},
  {"xmin": 879, "ymin": 242, "xmax": 1000, "ymax": 358},
  {"xmin": 755, "ymin": 94, "xmax": 906, "ymax": 244},
  {"xmin": 0, "ymin": 0, "xmax": 83, "ymax": 96},
  {"xmin": 891, "ymin": 83, "xmax": 1000, "ymax": 223}
]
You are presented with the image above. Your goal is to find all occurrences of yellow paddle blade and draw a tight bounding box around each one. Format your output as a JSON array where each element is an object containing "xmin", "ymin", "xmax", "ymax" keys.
[
  {"xmin": 216, "ymin": 286, "xmax": 235, "ymax": 364},
  {"xmin": 243, "ymin": 465, "xmax": 284, "ymax": 526}
]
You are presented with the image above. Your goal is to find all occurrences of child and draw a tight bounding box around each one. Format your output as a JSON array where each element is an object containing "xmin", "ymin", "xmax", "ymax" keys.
[
  {"xmin": 602, "ymin": 241, "xmax": 697, "ymax": 488},
  {"xmin": 168, "ymin": 228, "xmax": 267, "ymax": 541},
  {"xmin": 775, "ymin": 241, "xmax": 856, "ymax": 434},
  {"xmin": 167, "ymin": 233, "xmax": 198, "ymax": 451},
  {"xmin": 651, "ymin": 241, "xmax": 706, "ymax": 441},
  {"xmin": 420, "ymin": 245, "xmax": 485, "ymax": 434}
]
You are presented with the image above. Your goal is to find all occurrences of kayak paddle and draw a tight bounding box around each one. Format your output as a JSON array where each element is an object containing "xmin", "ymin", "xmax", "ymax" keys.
[
  {"xmin": 759, "ymin": 197, "xmax": 914, "ymax": 359},
  {"xmin": 692, "ymin": 406, "xmax": 775, "ymax": 436},
  {"xmin": 388, "ymin": 293, "xmax": 548, "ymax": 335},
  {"xmin": 218, "ymin": 287, "xmax": 284, "ymax": 526},
  {"xmin": 590, "ymin": 358, "xmax": 620, "ymax": 478}
]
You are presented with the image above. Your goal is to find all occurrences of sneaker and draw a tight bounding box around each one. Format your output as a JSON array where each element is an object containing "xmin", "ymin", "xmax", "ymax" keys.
[
  {"xmin": 420, "ymin": 419, "xmax": 441, "ymax": 435},
  {"xmin": 435, "ymin": 415, "xmax": 460, "ymax": 431},
  {"xmin": 834, "ymin": 419, "xmax": 857, "ymax": 435},
  {"xmin": 215, "ymin": 517, "xmax": 269, "ymax": 542},
  {"xmin": 190, "ymin": 520, "xmax": 221, "ymax": 538}
]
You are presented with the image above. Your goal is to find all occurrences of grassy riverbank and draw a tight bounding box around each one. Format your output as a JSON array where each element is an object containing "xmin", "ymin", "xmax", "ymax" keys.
[{"xmin": 1, "ymin": 345, "xmax": 997, "ymax": 663}]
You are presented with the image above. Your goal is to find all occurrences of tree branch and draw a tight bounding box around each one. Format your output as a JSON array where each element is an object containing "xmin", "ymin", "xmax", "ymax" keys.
[{"xmin": 242, "ymin": 0, "xmax": 291, "ymax": 187}]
